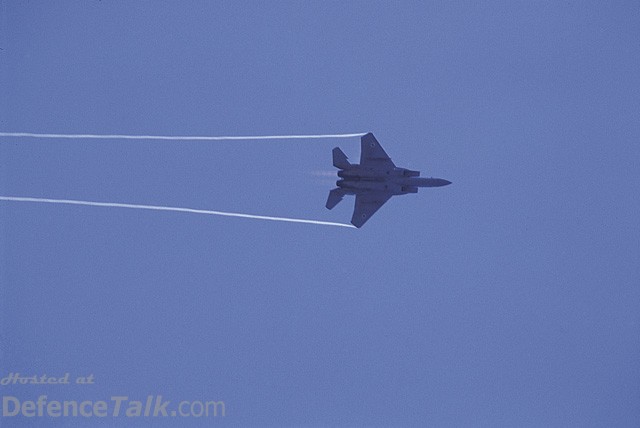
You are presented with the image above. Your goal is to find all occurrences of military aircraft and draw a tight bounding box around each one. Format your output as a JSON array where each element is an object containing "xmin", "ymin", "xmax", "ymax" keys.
[{"xmin": 326, "ymin": 133, "xmax": 451, "ymax": 228}]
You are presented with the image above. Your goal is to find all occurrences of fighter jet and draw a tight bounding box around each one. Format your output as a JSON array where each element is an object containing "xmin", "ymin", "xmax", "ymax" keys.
[{"xmin": 326, "ymin": 132, "xmax": 451, "ymax": 228}]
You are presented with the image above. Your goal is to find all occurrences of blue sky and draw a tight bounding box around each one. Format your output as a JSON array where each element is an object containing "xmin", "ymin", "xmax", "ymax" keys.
[{"xmin": 1, "ymin": 1, "xmax": 639, "ymax": 426}]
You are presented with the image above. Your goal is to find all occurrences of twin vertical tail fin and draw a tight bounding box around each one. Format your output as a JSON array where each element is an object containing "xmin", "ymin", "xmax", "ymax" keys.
[
  {"xmin": 332, "ymin": 147, "xmax": 351, "ymax": 169},
  {"xmin": 326, "ymin": 188, "xmax": 346, "ymax": 210},
  {"xmin": 327, "ymin": 147, "xmax": 350, "ymax": 209}
]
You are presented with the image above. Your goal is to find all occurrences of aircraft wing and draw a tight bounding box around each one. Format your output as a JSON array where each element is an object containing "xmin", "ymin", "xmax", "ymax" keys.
[
  {"xmin": 351, "ymin": 191, "xmax": 393, "ymax": 228},
  {"xmin": 360, "ymin": 133, "xmax": 395, "ymax": 168}
]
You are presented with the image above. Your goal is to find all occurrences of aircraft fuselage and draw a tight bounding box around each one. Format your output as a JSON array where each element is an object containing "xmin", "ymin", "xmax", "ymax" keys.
[{"xmin": 337, "ymin": 167, "xmax": 450, "ymax": 195}]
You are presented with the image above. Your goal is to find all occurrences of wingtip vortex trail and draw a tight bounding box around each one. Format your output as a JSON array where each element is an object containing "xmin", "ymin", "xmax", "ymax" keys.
[
  {"xmin": 0, "ymin": 131, "xmax": 363, "ymax": 228},
  {"xmin": 0, "ymin": 196, "xmax": 356, "ymax": 228},
  {"xmin": 0, "ymin": 132, "xmax": 367, "ymax": 141}
]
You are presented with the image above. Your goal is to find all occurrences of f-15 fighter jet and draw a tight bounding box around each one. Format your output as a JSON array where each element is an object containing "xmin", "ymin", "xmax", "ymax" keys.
[{"xmin": 326, "ymin": 133, "xmax": 451, "ymax": 228}]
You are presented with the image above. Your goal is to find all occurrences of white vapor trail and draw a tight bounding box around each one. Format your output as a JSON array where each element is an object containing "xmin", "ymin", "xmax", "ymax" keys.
[
  {"xmin": 0, "ymin": 132, "xmax": 366, "ymax": 141},
  {"xmin": 310, "ymin": 170, "xmax": 339, "ymax": 177},
  {"xmin": 0, "ymin": 196, "xmax": 356, "ymax": 228}
]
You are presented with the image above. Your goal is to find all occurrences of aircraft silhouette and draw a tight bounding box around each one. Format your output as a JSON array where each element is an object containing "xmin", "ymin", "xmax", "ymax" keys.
[{"xmin": 326, "ymin": 133, "xmax": 451, "ymax": 228}]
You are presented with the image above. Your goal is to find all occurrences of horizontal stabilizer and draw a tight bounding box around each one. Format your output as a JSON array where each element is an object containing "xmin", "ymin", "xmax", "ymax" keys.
[
  {"xmin": 326, "ymin": 188, "xmax": 346, "ymax": 210},
  {"xmin": 332, "ymin": 147, "xmax": 351, "ymax": 169}
]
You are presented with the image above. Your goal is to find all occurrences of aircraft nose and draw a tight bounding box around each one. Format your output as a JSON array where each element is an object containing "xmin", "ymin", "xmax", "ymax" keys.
[
  {"xmin": 430, "ymin": 178, "xmax": 451, "ymax": 187},
  {"xmin": 419, "ymin": 178, "xmax": 451, "ymax": 187}
]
